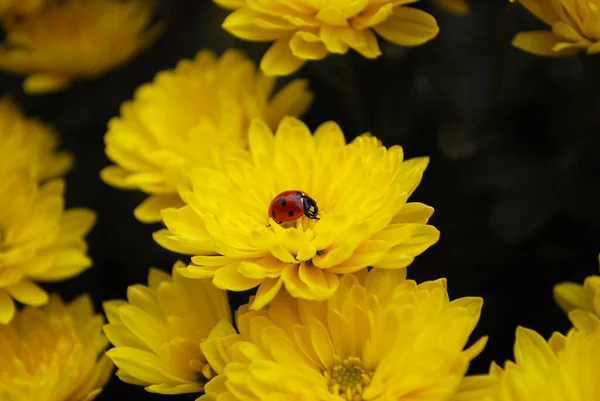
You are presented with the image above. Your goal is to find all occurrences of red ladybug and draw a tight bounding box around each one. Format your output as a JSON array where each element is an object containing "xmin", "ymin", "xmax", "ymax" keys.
[{"xmin": 268, "ymin": 190, "xmax": 319, "ymax": 224}]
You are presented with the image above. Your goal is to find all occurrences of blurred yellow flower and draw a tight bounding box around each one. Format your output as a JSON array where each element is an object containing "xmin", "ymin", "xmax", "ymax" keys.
[
  {"xmin": 213, "ymin": 0, "xmax": 439, "ymax": 76},
  {"xmin": 554, "ymin": 254, "xmax": 600, "ymax": 333},
  {"xmin": 103, "ymin": 261, "xmax": 231, "ymax": 397},
  {"xmin": 101, "ymin": 49, "xmax": 313, "ymax": 224},
  {"xmin": 511, "ymin": 0, "xmax": 600, "ymax": 56},
  {"xmin": 433, "ymin": 0, "xmax": 469, "ymax": 16},
  {"xmin": 155, "ymin": 116, "xmax": 440, "ymax": 309},
  {"xmin": 0, "ymin": 96, "xmax": 72, "ymax": 181},
  {"xmin": 0, "ymin": 294, "xmax": 113, "ymax": 401},
  {"xmin": 0, "ymin": 173, "xmax": 96, "ymax": 324},
  {"xmin": 0, "ymin": 0, "xmax": 163, "ymax": 94},
  {"xmin": 452, "ymin": 326, "xmax": 600, "ymax": 401},
  {"xmin": 201, "ymin": 269, "xmax": 487, "ymax": 401}
]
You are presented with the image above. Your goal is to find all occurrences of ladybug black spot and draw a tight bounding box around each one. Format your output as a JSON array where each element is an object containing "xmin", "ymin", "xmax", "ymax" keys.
[
  {"xmin": 280, "ymin": 198, "xmax": 287, "ymax": 206},
  {"xmin": 288, "ymin": 210, "xmax": 294, "ymax": 217},
  {"xmin": 271, "ymin": 210, "xmax": 277, "ymax": 218}
]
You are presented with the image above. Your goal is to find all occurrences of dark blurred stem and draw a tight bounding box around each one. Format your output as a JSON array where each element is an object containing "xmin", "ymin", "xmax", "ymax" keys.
[
  {"xmin": 310, "ymin": 55, "xmax": 368, "ymax": 132},
  {"xmin": 340, "ymin": 56, "xmax": 368, "ymax": 132},
  {"xmin": 486, "ymin": 1, "xmax": 515, "ymax": 118}
]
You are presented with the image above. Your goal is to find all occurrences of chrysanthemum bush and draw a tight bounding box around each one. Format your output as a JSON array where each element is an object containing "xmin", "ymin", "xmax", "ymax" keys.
[
  {"xmin": 101, "ymin": 49, "xmax": 313, "ymax": 223},
  {"xmin": 0, "ymin": 294, "xmax": 113, "ymax": 401},
  {"xmin": 0, "ymin": 0, "xmax": 163, "ymax": 94},
  {"xmin": 154, "ymin": 116, "xmax": 440, "ymax": 309},
  {"xmin": 5, "ymin": 2, "xmax": 600, "ymax": 400}
]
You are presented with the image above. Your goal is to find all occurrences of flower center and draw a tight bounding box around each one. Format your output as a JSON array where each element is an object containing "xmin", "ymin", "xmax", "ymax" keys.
[{"xmin": 324, "ymin": 356, "xmax": 374, "ymax": 401}]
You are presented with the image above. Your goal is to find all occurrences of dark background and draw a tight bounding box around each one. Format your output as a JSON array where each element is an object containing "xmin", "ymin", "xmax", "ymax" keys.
[{"xmin": 2, "ymin": 1, "xmax": 599, "ymax": 399}]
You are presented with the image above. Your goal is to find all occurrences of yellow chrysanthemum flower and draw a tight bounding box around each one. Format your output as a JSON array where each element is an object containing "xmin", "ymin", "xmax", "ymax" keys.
[
  {"xmin": 0, "ymin": 0, "xmax": 163, "ymax": 94},
  {"xmin": 553, "ymin": 254, "xmax": 600, "ymax": 333},
  {"xmin": 0, "ymin": 96, "xmax": 72, "ymax": 181},
  {"xmin": 200, "ymin": 269, "xmax": 487, "ymax": 401},
  {"xmin": 0, "ymin": 294, "xmax": 113, "ymax": 401},
  {"xmin": 0, "ymin": 171, "xmax": 96, "ymax": 324},
  {"xmin": 433, "ymin": 0, "xmax": 469, "ymax": 16},
  {"xmin": 103, "ymin": 261, "xmax": 231, "ymax": 397},
  {"xmin": 101, "ymin": 49, "xmax": 314, "ymax": 224},
  {"xmin": 510, "ymin": 0, "xmax": 600, "ymax": 56},
  {"xmin": 213, "ymin": 0, "xmax": 439, "ymax": 76},
  {"xmin": 453, "ymin": 326, "xmax": 600, "ymax": 401},
  {"xmin": 154, "ymin": 116, "xmax": 440, "ymax": 309}
]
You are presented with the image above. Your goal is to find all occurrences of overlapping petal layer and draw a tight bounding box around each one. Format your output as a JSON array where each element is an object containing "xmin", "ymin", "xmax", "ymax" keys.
[
  {"xmin": 0, "ymin": 0, "xmax": 163, "ymax": 94},
  {"xmin": 201, "ymin": 269, "xmax": 486, "ymax": 401},
  {"xmin": 214, "ymin": 0, "xmax": 439, "ymax": 75},
  {"xmin": 101, "ymin": 49, "xmax": 313, "ymax": 223},
  {"xmin": 511, "ymin": 0, "xmax": 600, "ymax": 56},
  {"xmin": 453, "ymin": 326, "xmax": 600, "ymax": 401},
  {"xmin": 103, "ymin": 262, "xmax": 232, "ymax": 397},
  {"xmin": 154, "ymin": 116, "xmax": 440, "ymax": 308},
  {"xmin": 0, "ymin": 294, "xmax": 113, "ymax": 401},
  {"xmin": 0, "ymin": 172, "xmax": 96, "ymax": 324}
]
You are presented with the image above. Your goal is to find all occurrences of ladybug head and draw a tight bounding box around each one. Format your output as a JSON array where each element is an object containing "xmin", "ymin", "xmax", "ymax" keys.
[{"xmin": 302, "ymin": 194, "xmax": 319, "ymax": 220}]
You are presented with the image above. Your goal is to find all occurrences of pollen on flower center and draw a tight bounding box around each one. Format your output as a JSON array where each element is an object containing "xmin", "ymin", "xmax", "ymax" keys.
[{"xmin": 324, "ymin": 357, "xmax": 374, "ymax": 401}]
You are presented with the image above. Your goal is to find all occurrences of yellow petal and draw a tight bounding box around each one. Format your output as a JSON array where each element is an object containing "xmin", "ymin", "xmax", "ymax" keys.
[
  {"xmin": 59, "ymin": 208, "xmax": 97, "ymax": 239},
  {"xmin": 0, "ymin": 290, "xmax": 16, "ymax": 324},
  {"xmin": 214, "ymin": 0, "xmax": 245, "ymax": 10},
  {"xmin": 23, "ymin": 74, "xmax": 70, "ymax": 95},
  {"xmin": 433, "ymin": 0, "xmax": 469, "ymax": 16},
  {"xmin": 587, "ymin": 40, "xmax": 600, "ymax": 53},
  {"xmin": 6, "ymin": 280, "xmax": 48, "ymax": 306},
  {"xmin": 251, "ymin": 278, "xmax": 284, "ymax": 310},
  {"xmin": 568, "ymin": 310, "xmax": 600, "ymax": 333},
  {"xmin": 554, "ymin": 282, "xmax": 587, "ymax": 312},
  {"xmin": 289, "ymin": 31, "xmax": 329, "ymax": 60},
  {"xmin": 374, "ymin": 6, "xmax": 439, "ymax": 46},
  {"xmin": 100, "ymin": 166, "xmax": 138, "ymax": 189},
  {"xmin": 319, "ymin": 26, "xmax": 350, "ymax": 53},
  {"xmin": 103, "ymin": 322, "xmax": 151, "ymax": 350},
  {"xmin": 352, "ymin": 4, "xmax": 395, "ymax": 29},
  {"xmin": 107, "ymin": 347, "xmax": 177, "ymax": 384},
  {"xmin": 213, "ymin": 263, "xmax": 263, "ymax": 291},
  {"xmin": 316, "ymin": 7, "xmax": 350, "ymax": 26},
  {"xmin": 222, "ymin": 8, "xmax": 291, "ymax": 41},
  {"xmin": 118, "ymin": 305, "xmax": 170, "ymax": 354},
  {"xmin": 513, "ymin": 326, "xmax": 555, "ymax": 365},
  {"xmin": 260, "ymin": 37, "xmax": 307, "ymax": 76},
  {"xmin": 146, "ymin": 383, "xmax": 204, "ymax": 394},
  {"xmin": 392, "ymin": 202, "xmax": 434, "ymax": 224},
  {"xmin": 134, "ymin": 194, "xmax": 184, "ymax": 223},
  {"xmin": 518, "ymin": 0, "xmax": 561, "ymax": 25},
  {"xmin": 29, "ymin": 249, "xmax": 92, "ymax": 281},
  {"xmin": 512, "ymin": 30, "xmax": 583, "ymax": 56}
]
